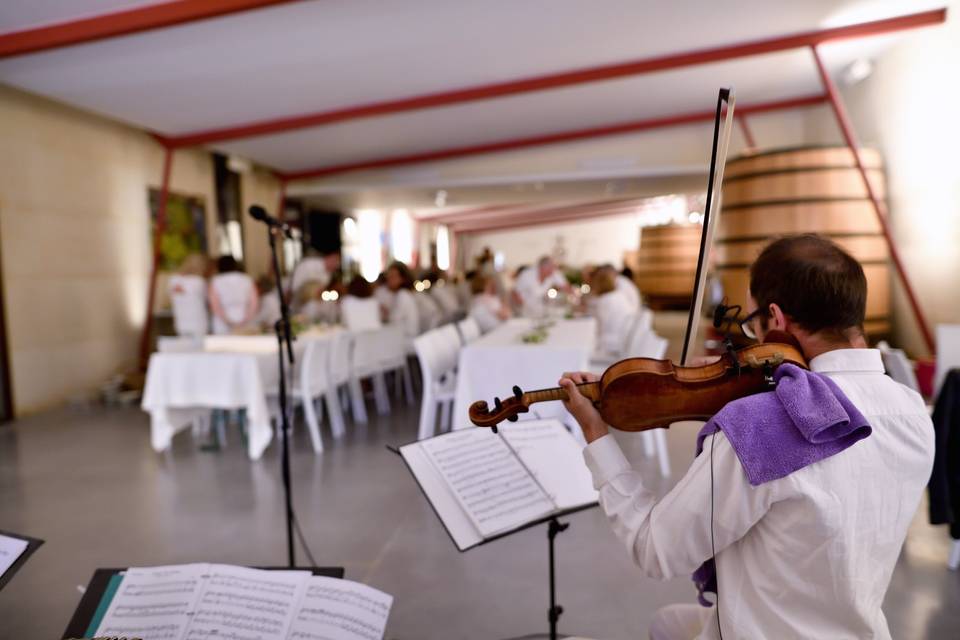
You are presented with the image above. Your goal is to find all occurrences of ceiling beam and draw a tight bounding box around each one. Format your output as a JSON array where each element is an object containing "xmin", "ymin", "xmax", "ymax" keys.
[
  {"xmin": 165, "ymin": 7, "xmax": 945, "ymax": 147},
  {"xmin": 451, "ymin": 202, "xmax": 651, "ymax": 235},
  {"xmin": 424, "ymin": 198, "xmax": 639, "ymax": 226},
  {"xmin": 0, "ymin": 0, "xmax": 304, "ymax": 59},
  {"xmin": 280, "ymin": 94, "xmax": 827, "ymax": 181}
]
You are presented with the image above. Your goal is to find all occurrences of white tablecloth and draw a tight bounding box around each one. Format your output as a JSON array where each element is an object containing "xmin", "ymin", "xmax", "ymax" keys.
[
  {"xmin": 143, "ymin": 329, "xmax": 339, "ymax": 460},
  {"xmin": 452, "ymin": 318, "xmax": 596, "ymax": 430}
]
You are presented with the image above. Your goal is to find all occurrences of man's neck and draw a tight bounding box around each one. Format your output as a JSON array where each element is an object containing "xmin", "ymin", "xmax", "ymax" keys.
[{"xmin": 797, "ymin": 331, "xmax": 866, "ymax": 361}]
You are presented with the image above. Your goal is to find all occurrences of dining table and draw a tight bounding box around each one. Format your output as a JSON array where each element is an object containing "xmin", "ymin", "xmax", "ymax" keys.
[
  {"xmin": 451, "ymin": 317, "xmax": 596, "ymax": 432},
  {"xmin": 141, "ymin": 327, "xmax": 340, "ymax": 460}
]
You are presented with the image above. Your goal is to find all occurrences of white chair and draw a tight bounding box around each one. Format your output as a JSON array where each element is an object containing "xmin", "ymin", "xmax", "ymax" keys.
[
  {"xmin": 416, "ymin": 293, "xmax": 443, "ymax": 333},
  {"xmin": 877, "ymin": 342, "xmax": 920, "ymax": 393},
  {"xmin": 376, "ymin": 325, "xmax": 416, "ymax": 406},
  {"xmin": 270, "ymin": 337, "xmax": 346, "ymax": 453},
  {"xmin": 456, "ymin": 317, "xmax": 481, "ymax": 345},
  {"xmin": 350, "ymin": 329, "xmax": 394, "ymax": 418},
  {"xmin": 329, "ymin": 331, "xmax": 364, "ymax": 424},
  {"xmin": 414, "ymin": 324, "xmax": 462, "ymax": 440}
]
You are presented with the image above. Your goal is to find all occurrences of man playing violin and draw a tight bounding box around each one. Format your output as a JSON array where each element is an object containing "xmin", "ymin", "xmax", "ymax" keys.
[{"xmin": 560, "ymin": 234, "xmax": 934, "ymax": 640}]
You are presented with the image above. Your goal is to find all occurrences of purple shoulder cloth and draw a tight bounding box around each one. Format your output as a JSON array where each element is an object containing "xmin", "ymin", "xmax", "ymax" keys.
[{"xmin": 692, "ymin": 363, "xmax": 872, "ymax": 606}]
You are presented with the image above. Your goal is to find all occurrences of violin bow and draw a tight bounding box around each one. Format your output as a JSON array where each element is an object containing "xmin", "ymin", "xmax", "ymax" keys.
[{"xmin": 680, "ymin": 88, "xmax": 736, "ymax": 367}]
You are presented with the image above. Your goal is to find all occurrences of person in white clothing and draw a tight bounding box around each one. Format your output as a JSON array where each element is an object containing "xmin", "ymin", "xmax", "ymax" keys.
[
  {"xmin": 289, "ymin": 250, "xmax": 340, "ymax": 293},
  {"xmin": 385, "ymin": 261, "xmax": 420, "ymax": 341},
  {"xmin": 208, "ymin": 256, "xmax": 258, "ymax": 335},
  {"xmin": 558, "ymin": 235, "xmax": 934, "ymax": 640},
  {"xmin": 616, "ymin": 270, "xmax": 641, "ymax": 311},
  {"xmin": 168, "ymin": 253, "xmax": 209, "ymax": 337},
  {"xmin": 512, "ymin": 256, "xmax": 571, "ymax": 318},
  {"xmin": 255, "ymin": 274, "xmax": 282, "ymax": 330},
  {"xmin": 469, "ymin": 274, "xmax": 510, "ymax": 333},
  {"xmin": 340, "ymin": 277, "xmax": 382, "ymax": 332},
  {"xmin": 590, "ymin": 268, "xmax": 634, "ymax": 356}
]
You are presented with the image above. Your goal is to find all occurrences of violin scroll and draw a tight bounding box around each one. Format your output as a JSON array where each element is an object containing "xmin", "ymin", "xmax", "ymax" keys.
[{"xmin": 469, "ymin": 386, "xmax": 528, "ymax": 432}]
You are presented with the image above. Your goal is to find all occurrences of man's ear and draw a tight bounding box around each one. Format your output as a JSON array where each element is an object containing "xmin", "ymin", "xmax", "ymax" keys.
[{"xmin": 768, "ymin": 303, "xmax": 788, "ymax": 332}]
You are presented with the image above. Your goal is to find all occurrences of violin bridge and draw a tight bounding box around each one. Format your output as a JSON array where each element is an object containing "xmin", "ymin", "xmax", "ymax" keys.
[{"xmin": 745, "ymin": 352, "xmax": 784, "ymax": 369}]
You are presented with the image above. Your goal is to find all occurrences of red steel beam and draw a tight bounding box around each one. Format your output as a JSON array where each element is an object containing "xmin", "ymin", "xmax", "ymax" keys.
[
  {"xmin": 281, "ymin": 94, "xmax": 827, "ymax": 181},
  {"xmin": 811, "ymin": 46, "xmax": 935, "ymax": 355},
  {"xmin": 166, "ymin": 8, "xmax": 945, "ymax": 148},
  {"xmin": 452, "ymin": 202, "xmax": 648, "ymax": 235},
  {"xmin": 738, "ymin": 114, "xmax": 758, "ymax": 149},
  {"xmin": 0, "ymin": 0, "xmax": 303, "ymax": 59},
  {"xmin": 429, "ymin": 198, "xmax": 639, "ymax": 226},
  {"xmin": 139, "ymin": 146, "xmax": 175, "ymax": 369}
]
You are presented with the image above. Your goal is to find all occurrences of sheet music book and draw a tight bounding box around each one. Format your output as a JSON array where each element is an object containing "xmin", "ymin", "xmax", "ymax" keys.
[
  {"xmin": 0, "ymin": 529, "xmax": 44, "ymax": 591},
  {"xmin": 92, "ymin": 563, "xmax": 392, "ymax": 640},
  {"xmin": 400, "ymin": 419, "xmax": 598, "ymax": 551}
]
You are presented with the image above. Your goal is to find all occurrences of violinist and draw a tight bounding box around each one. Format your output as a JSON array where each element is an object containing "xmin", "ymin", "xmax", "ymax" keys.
[{"xmin": 559, "ymin": 234, "xmax": 934, "ymax": 640}]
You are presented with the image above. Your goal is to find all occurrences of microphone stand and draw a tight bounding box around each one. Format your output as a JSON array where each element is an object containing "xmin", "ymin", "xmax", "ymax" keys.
[{"xmin": 267, "ymin": 224, "xmax": 297, "ymax": 568}]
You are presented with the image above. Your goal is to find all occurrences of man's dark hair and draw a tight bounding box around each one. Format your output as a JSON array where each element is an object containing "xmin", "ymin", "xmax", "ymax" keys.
[
  {"xmin": 749, "ymin": 234, "xmax": 866, "ymax": 338},
  {"xmin": 347, "ymin": 276, "xmax": 373, "ymax": 298},
  {"xmin": 216, "ymin": 255, "xmax": 240, "ymax": 273}
]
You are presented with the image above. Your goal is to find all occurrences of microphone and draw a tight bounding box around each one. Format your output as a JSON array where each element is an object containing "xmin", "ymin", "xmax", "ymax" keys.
[{"xmin": 249, "ymin": 205, "xmax": 293, "ymax": 238}]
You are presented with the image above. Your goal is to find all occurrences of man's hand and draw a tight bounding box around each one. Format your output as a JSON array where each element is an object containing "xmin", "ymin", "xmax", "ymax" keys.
[{"xmin": 558, "ymin": 371, "xmax": 609, "ymax": 443}]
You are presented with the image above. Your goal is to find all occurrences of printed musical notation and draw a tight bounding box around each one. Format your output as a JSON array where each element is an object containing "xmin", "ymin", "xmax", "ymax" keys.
[
  {"xmin": 287, "ymin": 577, "xmax": 392, "ymax": 640},
  {"xmin": 421, "ymin": 429, "xmax": 554, "ymax": 537},
  {"xmin": 94, "ymin": 564, "xmax": 393, "ymax": 640}
]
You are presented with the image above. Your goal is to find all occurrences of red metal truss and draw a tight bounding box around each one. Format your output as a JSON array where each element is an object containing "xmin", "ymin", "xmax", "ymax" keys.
[
  {"xmin": 810, "ymin": 45, "xmax": 935, "ymax": 354},
  {"xmin": 0, "ymin": 0, "xmax": 303, "ymax": 59},
  {"xmin": 280, "ymin": 94, "xmax": 827, "ymax": 181},
  {"xmin": 423, "ymin": 198, "xmax": 639, "ymax": 227},
  {"xmin": 163, "ymin": 8, "xmax": 945, "ymax": 148},
  {"xmin": 449, "ymin": 201, "xmax": 651, "ymax": 235}
]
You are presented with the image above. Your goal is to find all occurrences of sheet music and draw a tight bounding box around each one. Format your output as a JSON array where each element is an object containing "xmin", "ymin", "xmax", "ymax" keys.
[
  {"xmin": 498, "ymin": 420, "xmax": 599, "ymax": 510},
  {"xmin": 184, "ymin": 564, "xmax": 311, "ymax": 640},
  {"xmin": 0, "ymin": 534, "xmax": 28, "ymax": 580},
  {"xmin": 420, "ymin": 428, "xmax": 554, "ymax": 537},
  {"xmin": 95, "ymin": 564, "xmax": 206, "ymax": 640},
  {"xmin": 288, "ymin": 576, "xmax": 392, "ymax": 640}
]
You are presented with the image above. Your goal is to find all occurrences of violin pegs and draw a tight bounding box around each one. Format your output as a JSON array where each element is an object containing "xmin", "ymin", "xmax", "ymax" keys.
[
  {"xmin": 512, "ymin": 385, "xmax": 523, "ymax": 399},
  {"xmin": 491, "ymin": 425, "xmax": 498, "ymax": 434},
  {"xmin": 494, "ymin": 397, "xmax": 503, "ymax": 411},
  {"xmin": 507, "ymin": 415, "xmax": 518, "ymax": 422}
]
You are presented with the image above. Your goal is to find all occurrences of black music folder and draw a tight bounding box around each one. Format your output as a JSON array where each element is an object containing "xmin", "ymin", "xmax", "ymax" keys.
[{"xmin": 0, "ymin": 529, "xmax": 43, "ymax": 592}]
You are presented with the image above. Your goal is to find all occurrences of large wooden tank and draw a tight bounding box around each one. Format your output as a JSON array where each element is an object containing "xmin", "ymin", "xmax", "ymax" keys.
[
  {"xmin": 625, "ymin": 224, "xmax": 702, "ymax": 309},
  {"xmin": 715, "ymin": 146, "xmax": 890, "ymax": 336}
]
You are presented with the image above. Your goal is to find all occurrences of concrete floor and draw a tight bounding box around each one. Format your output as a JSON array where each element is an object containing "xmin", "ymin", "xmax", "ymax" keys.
[{"xmin": 1, "ymin": 397, "xmax": 959, "ymax": 639}]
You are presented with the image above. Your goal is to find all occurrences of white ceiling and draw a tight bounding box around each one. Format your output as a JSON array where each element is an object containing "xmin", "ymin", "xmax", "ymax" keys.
[{"xmin": 0, "ymin": 0, "xmax": 947, "ymax": 177}]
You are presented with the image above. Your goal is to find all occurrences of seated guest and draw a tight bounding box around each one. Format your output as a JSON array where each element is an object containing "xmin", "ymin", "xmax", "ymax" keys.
[
  {"xmin": 469, "ymin": 274, "xmax": 511, "ymax": 333},
  {"xmin": 428, "ymin": 273, "xmax": 461, "ymax": 319},
  {"xmin": 591, "ymin": 268, "xmax": 634, "ymax": 356},
  {"xmin": 255, "ymin": 274, "xmax": 282, "ymax": 330},
  {"xmin": 373, "ymin": 271, "xmax": 393, "ymax": 310},
  {"xmin": 616, "ymin": 265, "xmax": 641, "ymax": 310},
  {"xmin": 168, "ymin": 253, "xmax": 209, "ymax": 337},
  {"xmin": 340, "ymin": 277, "xmax": 382, "ymax": 331},
  {"xmin": 512, "ymin": 256, "xmax": 571, "ymax": 317},
  {"xmin": 294, "ymin": 280, "xmax": 338, "ymax": 324},
  {"xmin": 208, "ymin": 255, "xmax": 258, "ymax": 335},
  {"xmin": 290, "ymin": 249, "xmax": 340, "ymax": 293},
  {"xmin": 384, "ymin": 261, "xmax": 420, "ymax": 340}
]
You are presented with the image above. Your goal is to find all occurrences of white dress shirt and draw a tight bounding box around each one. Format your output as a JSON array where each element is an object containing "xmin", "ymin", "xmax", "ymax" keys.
[
  {"xmin": 389, "ymin": 289, "xmax": 420, "ymax": 340},
  {"xmin": 290, "ymin": 256, "xmax": 330, "ymax": 292},
  {"xmin": 514, "ymin": 268, "xmax": 568, "ymax": 318},
  {"xmin": 168, "ymin": 274, "xmax": 208, "ymax": 337},
  {"xmin": 583, "ymin": 348, "xmax": 934, "ymax": 639},
  {"xmin": 340, "ymin": 296, "xmax": 382, "ymax": 332},
  {"xmin": 615, "ymin": 274, "xmax": 641, "ymax": 311},
  {"xmin": 469, "ymin": 293, "xmax": 506, "ymax": 333},
  {"xmin": 209, "ymin": 272, "xmax": 257, "ymax": 335},
  {"xmin": 593, "ymin": 289, "xmax": 635, "ymax": 355}
]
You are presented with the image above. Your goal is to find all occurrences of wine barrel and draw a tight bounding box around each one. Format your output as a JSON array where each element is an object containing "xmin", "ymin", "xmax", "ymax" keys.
[
  {"xmin": 716, "ymin": 146, "xmax": 890, "ymax": 337},
  {"xmin": 627, "ymin": 224, "xmax": 702, "ymax": 309}
]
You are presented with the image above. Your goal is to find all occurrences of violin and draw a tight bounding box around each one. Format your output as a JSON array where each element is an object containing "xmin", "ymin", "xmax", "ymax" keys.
[{"xmin": 469, "ymin": 331, "xmax": 807, "ymax": 432}]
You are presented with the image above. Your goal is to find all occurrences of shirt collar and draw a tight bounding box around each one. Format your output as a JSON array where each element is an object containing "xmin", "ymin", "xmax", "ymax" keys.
[{"xmin": 808, "ymin": 348, "xmax": 884, "ymax": 375}]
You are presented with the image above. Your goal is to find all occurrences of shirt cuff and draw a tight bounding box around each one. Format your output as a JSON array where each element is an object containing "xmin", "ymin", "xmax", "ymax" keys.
[{"xmin": 583, "ymin": 434, "xmax": 633, "ymax": 490}]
